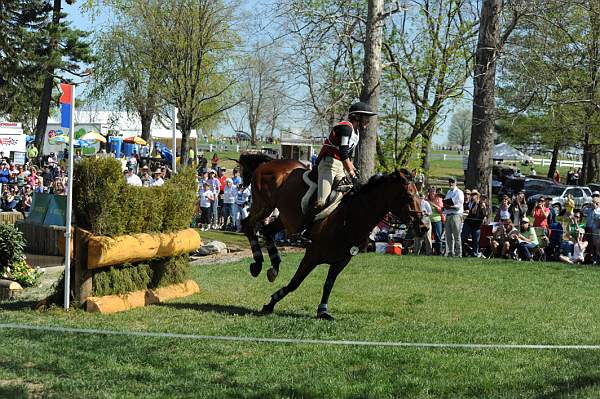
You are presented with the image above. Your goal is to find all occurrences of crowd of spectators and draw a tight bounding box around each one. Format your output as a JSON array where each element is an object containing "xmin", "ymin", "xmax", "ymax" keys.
[{"xmin": 384, "ymin": 176, "xmax": 600, "ymax": 265}]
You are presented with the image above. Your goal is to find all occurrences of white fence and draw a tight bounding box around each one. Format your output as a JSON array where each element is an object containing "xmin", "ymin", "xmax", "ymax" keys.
[{"xmin": 432, "ymin": 153, "xmax": 583, "ymax": 168}]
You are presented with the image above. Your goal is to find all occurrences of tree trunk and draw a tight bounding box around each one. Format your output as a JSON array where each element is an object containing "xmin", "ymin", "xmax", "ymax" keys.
[
  {"xmin": 420, "ymin": 133, "xmax": 432, "ymax": 187},
  {"xmin": 140, "ymin": 111, "xmax": 153, "ymax": 143},
  {"xmin": 356, "ymin": 0, "xmax": 384, "ymax": 183},
  {"xmin": 590, "ymin": 144, "xmax": 600, "ymax": 182},
  {"xmin": 466, "ymin": 0, "xmax": 501, "ymax": 196},
  {"xmin": 34, "ymin": 0, "xmax": 62, "ymax": 154},
  {"xmin": 375, "ymin": 137, "xmax": 387, "ymax": 171},
  {"xmin": 547, "ymin": 140, "xmax": 560, "ymax": 179}
]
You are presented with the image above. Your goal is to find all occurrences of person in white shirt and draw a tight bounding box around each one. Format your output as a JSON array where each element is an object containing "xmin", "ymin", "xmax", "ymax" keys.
[
  {"xmin": 413, "ymin": 192, "xmax": 433, "ymax": 255},
  {"xmin": 222, "ymin": 178, "xmax": 236, "ymax": 230},
  {"xmin": 150, "ymin": 169, "xmax": 164, "ymax": 186},
  {"xmin": 234, "ymin": 183, "xmax": 251, "ymax": 232},
  {"xmin": 443, "ymin": 176, "xmax": 465, "ymax": 257},
  {"xmin": 124, "ymin": 168, "xmax": 142, "ymax": 186},
  {"xmin": 199, "ymin": 182, "xmax": 214, "ymax": 231}
]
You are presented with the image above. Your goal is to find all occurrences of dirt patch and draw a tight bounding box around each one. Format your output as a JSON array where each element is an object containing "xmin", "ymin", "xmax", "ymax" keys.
[{"xmin": 0, "ymin": 378, "xmax": 44, "ymax": 399}]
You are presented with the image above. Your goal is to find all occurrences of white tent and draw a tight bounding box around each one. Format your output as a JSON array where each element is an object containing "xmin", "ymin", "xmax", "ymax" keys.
[{"xmin": 492, "ymin": 143, "xmax": 533, "ymax": 162}]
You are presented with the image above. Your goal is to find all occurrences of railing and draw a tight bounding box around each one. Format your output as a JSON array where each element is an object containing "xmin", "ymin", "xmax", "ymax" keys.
[{"xmin": 431, "ymin": 153, "xmax": 583, "ymax": 168}]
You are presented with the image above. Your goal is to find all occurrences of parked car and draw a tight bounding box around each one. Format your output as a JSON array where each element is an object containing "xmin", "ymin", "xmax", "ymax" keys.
[
  {"xmin": 527, "ymin": 186, "xmax": 593, "ymax": 214},
  {"xmin": 498, "ymin": 177, "xmax": 558, "ymax": 200},
  {"xmin": 492, "ymin": 178, "xmax": 503, "ymax": 194},
  {"xmin": 588, "ymin": 183, "xmax": 600, "ymax": 194}
]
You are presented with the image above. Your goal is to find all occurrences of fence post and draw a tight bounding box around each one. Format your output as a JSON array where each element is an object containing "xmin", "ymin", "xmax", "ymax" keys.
[{"xmin": 443, "ymin": 154, "xmax": 447, "ymax": 161}]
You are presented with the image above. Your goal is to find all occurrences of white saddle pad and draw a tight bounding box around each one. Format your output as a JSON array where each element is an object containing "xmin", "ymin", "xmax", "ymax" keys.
[{"xmin": 300, "ymin": 171, "xmax": 344, "ymax": 222}]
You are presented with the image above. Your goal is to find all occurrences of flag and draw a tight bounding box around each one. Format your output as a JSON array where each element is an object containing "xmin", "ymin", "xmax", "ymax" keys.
[{"xmin": 60, "ymin": 83, "xmax": 74, "ymax": 128}]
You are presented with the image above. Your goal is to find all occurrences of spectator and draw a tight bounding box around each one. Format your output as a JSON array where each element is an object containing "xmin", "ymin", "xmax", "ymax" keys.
[
  {"xmin": 0, "ymin": 162, "xmax": 9, "ymax": 184},
  {"xmin": 566, "ymin": 169, "xmax": 575, "ymax": 185},
  {"xmin": 553, "ymin": 170, "xmax": 560, "ymax": 184},
  {"xmin": 530, "ymin": 166, "xmax": 536, "ymax": 176},
  {"xmin": 413, "ymin": 192, "xmax": 432, "ymax": 255},
  {"xmin": 515, "ymin": 217, "xmax": 539, "ymax": 261},
  {"xmin": 206, "ymin": 170, "xmax": 221, "ymax": 227},
  {"xmin": 492, "ymin": 217, "xmax": 518, "ymax": 259},
  {"xmin": 1, "ymin": 191, "xmax": 18, "ymax": 211},
  {"xmin": 21, "ymin": 192, "xmax": 32, "ymax": 212},
  {"xmin": 199, "ymin": 182, "xmax": 214, "ymax": 231},
  {"xmin": 427, "ymin": 188, "xmax": 444, "ymax": 255},
  {"xmin": 218, "ymin": 169, "xmax": 228, "ymax": 225},
  {"xmin": 443, "ymin": 177, "xmax": 464, "ymax": 257},
  {"xmin": 532, "ymin": 196, "xmax": 550, "ymax": 232},
  {"xmin": 27, "ymin": 144, "xmax": 38, "ymax": 163},
  {"xmin": 197, "ymin": 153, "xmax": 208, "ymax": 174},
  {"xmin": 544, "ymin": 197, "xmax": 557, "ymax": 226},
  {"xmin": 222, "ymin": 178, "xmax": 236, "ymax": 230},
  {"xmin": 591, "ymin": 197, "xmax": 600, "ymax": 264},
  {"xmin": 495, "ymin": 195, "xmax": 511, "ymax": 222},
  {"xmin": 125, "ymin": 168, "xmax": 142, "ymax": 186},
  {"xmin": 461, "ymin": 190, "xmax": 487, "ymax": 257},
  {"xmin": 463, "ymin": 189, "xmax": 471, "ymax": 211},
  {"xmin": 140, "ymin": 165, "xmax": 152, "ymax": 186},
  {"xmin": 509, "ymin": 192, "xmax": 528, "ymax": 226},
  {"xmin": 232, "ymin": 168, "xmax": 242, "ymax": 186},
  {"xmin": 27, "ymin": 167, "xmax": 39, "ymax": 186},
  {"xmin": 16, "ymin": 166, "xmax": 26, "ymax": 188},
  {"xmin": 8, "ymin": 163, "xmax": 17, "ymax": 183},
  {"xmin": 150, "ymin": 169, "xmax": 164, "ymax": 186},
  {"xmin": 234, "ymin": 183, "xmax": 250, "ymax": 232},
  {"xmin": 41, "ymin": 166, "xmax": 53, "ymax": 188},
  {"xmin": 584, "ymin": 191, "xmax": 600, "ymax": 244},
  {"xmin": 559, "ymin": 228, "xmax": 587, "ymax": 265},
  {"xmin": 565, "ymin": 193, "xmax": 575, "ymax": 222},
  {"xmin": 211, "ymin": 153, "xmax": 220, "ymax": 172}
]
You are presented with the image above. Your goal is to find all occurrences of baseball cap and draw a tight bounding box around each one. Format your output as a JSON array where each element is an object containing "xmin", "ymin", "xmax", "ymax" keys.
[
  {"xmin": 593, "ymin": 191, "xmax": 600, "ymax": 197},
  {"xmin": 521, "ymin": 217, "xmax": 530, "ymax": 223},
  {"xmin": 448, "ymin": 177, "xmax": 456, "ymax": 183}
]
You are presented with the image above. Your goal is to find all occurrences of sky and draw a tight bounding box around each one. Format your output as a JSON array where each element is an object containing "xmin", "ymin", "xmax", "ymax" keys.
[{"xmin": 64, "ymin": 2, "xmax": 456, "ymax": 145}]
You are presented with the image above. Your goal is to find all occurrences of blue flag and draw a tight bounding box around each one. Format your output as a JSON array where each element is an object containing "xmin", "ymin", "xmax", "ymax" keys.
[{"xmin": 60, "ymin": 103, "xmax": 72, "ymax": 128}]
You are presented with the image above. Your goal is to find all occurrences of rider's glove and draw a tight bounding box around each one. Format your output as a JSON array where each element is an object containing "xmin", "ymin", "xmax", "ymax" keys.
[{"xmin": 351, "ymin": 175, "xmax": 361, "ymax": 191}]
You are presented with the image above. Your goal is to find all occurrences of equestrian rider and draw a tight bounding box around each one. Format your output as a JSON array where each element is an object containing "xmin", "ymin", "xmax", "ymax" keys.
[{"xmin": 297, "ymin": 101, "xmax": 377, "ymax": 240}]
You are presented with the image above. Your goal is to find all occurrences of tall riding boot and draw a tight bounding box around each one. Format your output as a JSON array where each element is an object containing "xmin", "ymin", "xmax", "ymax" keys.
[{"xmin": 296, "ymin": 204, "xmax": 323, "ymax": 243}]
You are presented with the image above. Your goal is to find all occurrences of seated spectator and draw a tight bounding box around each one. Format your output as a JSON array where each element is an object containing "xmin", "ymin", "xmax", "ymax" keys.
[
  {"xmin": 139, "ymin": 165, "xmax": 152, "ymax": 186},
  {"xmin": 125, "ymin": 168, "xmax": 142, "ymax": 186},
  {"xmin": 52, "ymin": 179, "xmax": 66, "ymax": 195},
  {"xmin": 559, "ymin": 227, "xmax": 587, "ymax": 265},
  {"xmin": 21, "ymin": 192, "xmax": 32, "ymax": 212},
  {"xmin": 1, "ymin": 191, "xmax": 19, "ymax": 211},
  {"xmin": 515, "ymin": 217, "xmax": 539, "ymax": 261},
  {"xmin": 491, "ymin": 217, "xmax": 518, "ymax": 258},
  {"xmin": 150, "ymin": 169, "xmax": 164, "ymax": 186}
]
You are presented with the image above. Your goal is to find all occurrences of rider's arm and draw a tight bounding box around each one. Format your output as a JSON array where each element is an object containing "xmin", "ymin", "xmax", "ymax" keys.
[{"xmin": 335, "ymin": 124, "xmax": 356, "ymax": 177}]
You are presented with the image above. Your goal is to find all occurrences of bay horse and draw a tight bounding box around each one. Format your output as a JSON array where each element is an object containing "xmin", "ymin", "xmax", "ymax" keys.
[{"xmin": 239, "ymin": 153, "xmax": 424, "ymax": 319}]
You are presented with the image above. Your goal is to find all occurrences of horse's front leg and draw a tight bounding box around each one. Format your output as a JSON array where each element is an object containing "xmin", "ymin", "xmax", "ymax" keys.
[
  {"xmin": 262, "ymin": 218, "xmax": 284, "ymax": 282},
  {"xmin": 317, "ymin": 261, "xmax": 349, "ymax": 320},
  {"xmin": 262, "ymin": 255, "xmax": 318, "ymax": 314},
  {"xmin": 242, "ymin": 218, "xmax": 264, "ymax": 277}
]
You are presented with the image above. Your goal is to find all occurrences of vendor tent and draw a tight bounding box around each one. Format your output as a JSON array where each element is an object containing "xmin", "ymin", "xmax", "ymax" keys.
[{"xmin": 492, "ymin": 143, "xmax": 533, "ymax": 162}]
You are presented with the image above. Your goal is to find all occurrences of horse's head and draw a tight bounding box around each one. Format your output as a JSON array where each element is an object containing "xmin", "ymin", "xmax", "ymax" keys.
[{"xmin": 390, "ymin": 169, "xmax": 428, "ymax": 237}]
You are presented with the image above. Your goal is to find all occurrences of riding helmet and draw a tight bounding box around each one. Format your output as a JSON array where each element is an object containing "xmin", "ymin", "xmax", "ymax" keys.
[{"xmin": 349, "ymin": 101, "xmax": 377, "ymax": 116}]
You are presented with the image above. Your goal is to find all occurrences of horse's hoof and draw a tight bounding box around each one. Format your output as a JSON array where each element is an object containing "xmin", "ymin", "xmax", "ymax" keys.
[
  {"xmin": 317, "ymin": 312, "xmax": 335, "ymax": 321},
  {"xmin": 250, "ymin": 262, "xmax": 262, "ymax": 277},
  {"xmin": 260, "ymin": 304, "xmax": 274, "ymax": 315},
  {"xmin": 267, "ymin": 267, "xmax": 278, "ymax": 282}
]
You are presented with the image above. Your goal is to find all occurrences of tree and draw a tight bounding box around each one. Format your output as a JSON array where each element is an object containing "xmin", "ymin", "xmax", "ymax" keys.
[
  {"xmin": 466, "ymin": 0, "xmax": 524, "ymax": 195},
  {"xmin": 137, "ymin": 0, "xmax": 240, "ymax": 165},
  {"xmin": 32, "ymin": 0, "xmax": 94, "ymax": 153},
  {"xmin": 383, "ymin": 0, "xmax": 477, "ymax": 179},
  {"xmin": 447, "ymin": 109, "xmax": 471, "ymax": 151},
  {"xmin": 88, "ymin": 3, "xmax": 164, "ymax": 142}
]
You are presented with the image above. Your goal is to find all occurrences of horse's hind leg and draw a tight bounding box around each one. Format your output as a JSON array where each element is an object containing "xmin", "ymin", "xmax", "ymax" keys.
[
  {"xmin": 261, "ymin": 217, "xmax": 284, "ymax": 282},
  {"xmin": 242, "ymin": 217, "xmax": 265, "ymax": 277},
  {"xmin": 261, "ymin": 254, "xmax": 318, "ymax": 314}
]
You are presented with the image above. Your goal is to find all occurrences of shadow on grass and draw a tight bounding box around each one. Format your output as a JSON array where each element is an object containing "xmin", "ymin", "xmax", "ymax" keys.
[
  {"xmin": 537, "ymin": 375, "xmax": 600, "ymax": 399},
  {"xmin": 0, "ymin": 300, "xmax": 38, "ymax": 311},
  {"xmin": 156, "ymin": 302, "xmax": 308, "ymax": 319},
  {"xmin": 0, "ymin": 385, "xmax": 30, "ymax": 399}
]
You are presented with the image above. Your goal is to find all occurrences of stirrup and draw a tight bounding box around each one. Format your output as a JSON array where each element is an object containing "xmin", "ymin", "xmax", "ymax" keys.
[{"xmin": 294, "ymin": 228, "xmax": 312, "ymax": 244}]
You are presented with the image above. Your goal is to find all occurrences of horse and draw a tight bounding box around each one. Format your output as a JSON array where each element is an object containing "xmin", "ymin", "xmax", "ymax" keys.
[{"xmin": 238, "ymin": 153, "xmax": 425, "ymax": 319}]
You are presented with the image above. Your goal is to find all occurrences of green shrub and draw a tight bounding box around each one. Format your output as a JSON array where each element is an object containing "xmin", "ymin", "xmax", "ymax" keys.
[
  {"xmin": 4, "ymin": 258, "xmax": 42, "ymax": 287},
  {"xmin": 91, "ymin": 255, "xmax": 190, "ymax": 296},
  {"xmin": 0, "ymin": 223, "xmax": 26, "ymax": 267},
  {"xmin": 73, "ymin": 159, "xmax": 197, "ymax": 236}
]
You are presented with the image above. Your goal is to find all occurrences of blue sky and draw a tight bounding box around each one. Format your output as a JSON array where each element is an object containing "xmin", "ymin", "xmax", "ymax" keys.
[{"xmin": 64, "ymin": 2, "xmax": 455, "ymax": 144}]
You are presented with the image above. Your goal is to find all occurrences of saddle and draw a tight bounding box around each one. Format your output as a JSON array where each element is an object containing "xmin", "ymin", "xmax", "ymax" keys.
[{"xmin": 300, "ymin": 169, "xmax": 354, "ymax": 221}]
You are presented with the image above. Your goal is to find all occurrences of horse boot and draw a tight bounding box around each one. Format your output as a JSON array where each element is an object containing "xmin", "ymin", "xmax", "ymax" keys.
[{"xmin": 295, "ymin": 203, "xmax": 323, "ymax": 244}]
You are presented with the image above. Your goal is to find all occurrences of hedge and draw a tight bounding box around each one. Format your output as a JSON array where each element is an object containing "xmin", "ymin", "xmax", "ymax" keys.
[{"xmin": 73, "ymin": 158, "xmax": 197, "ymax": 236}]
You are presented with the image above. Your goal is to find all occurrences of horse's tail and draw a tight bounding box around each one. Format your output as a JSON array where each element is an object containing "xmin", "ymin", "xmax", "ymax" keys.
[{"xmin": 238, "ymin": 152, "xmax": 275, "ymax": 187}]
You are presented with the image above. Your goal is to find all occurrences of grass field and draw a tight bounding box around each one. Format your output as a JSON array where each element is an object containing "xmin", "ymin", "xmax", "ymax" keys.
[{"xmin": 4, "ymin": 253, "xmax": 600, "ymax": 398}]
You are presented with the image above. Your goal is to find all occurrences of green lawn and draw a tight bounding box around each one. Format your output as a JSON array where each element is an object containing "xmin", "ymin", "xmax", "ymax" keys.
[{"xmin": 3, "ymin": 254, "xmax": 600, "ymax": 398}]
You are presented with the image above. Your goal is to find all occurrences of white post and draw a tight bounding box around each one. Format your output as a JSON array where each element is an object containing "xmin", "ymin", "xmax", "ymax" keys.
[
  {"xmin": 236, "ymin": 144, "xmax": 240, "ymax": 152},
  {"xmin": 209, "ymin": 144, "xmax": 213, "ymax": 152},
  {"xmin": 64, "ymin": 86, "xmax": 76, "ymax": 310},
  {"xmin": 171, "ymin": 106, "xmax": 177, "ymax": 173},
  {"xmin": 443, "ymin": 154, "xmax": 447, "ymax": 161}
]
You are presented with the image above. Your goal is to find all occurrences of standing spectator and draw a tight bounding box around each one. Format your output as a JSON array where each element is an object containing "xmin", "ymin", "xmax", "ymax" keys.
[
  {"xmin": 197, "ymin": 152, "xmax": 208, "ymax": 174},
  {"xmin": 0, "ymin": 162, "xmax": 9, "ymax": 184},
  {"xmin": 234, "ymin": 183, "xmax": 250, "ymax": 232},
  {"xmin": 231, "ymin": 168, "xmax": 242, "ymax": 186},
  {"xmin": 584, "ymin": 191, "xmax": 600, "ymax": 244},
  {"xmin": 553, "ymin": 170, "xmax": 560, "ymax": 184},
  {"xmin": 495, "ymin": 195, "xmax": 511, "ymax": 222},
  {"xmin": 461, "ymin": 190, "xmax": 488, "ymax": 257},
  {"xmin": 509, "ymin": 192, "xmax": 528, "ymax": 226},
  {"xmin": 150, "ymin": 169, "xmax": 164, "ymax": 186},
  {"xmin": 413, "ymin": 192, "xmax": 432, "ymax": 255},
  {"xmin": 574, "ymin": 168, "xmax": 581, "ymax": 185},
  {"xmin": 27, "ymin": 144, "xmax": 38, "ymax": 164},
  {"xmin": 443, "ymin": 177, "xmax": 464, "ymax": 257},
  {"xmin": 211, "ymin": 153, "xmax": 220, "ymax": 172},
  {"xmin": 41, "ymin": 166, "xmax": 53, "ymax": 188},
  {"xmin": 16, "ymin": 166, "xmax": 26, "ymax": 188},
  {"xmin": 199, "ymin": 182, "xmax": 214, "ymax": 231},
  {"xmin": 532, "ymin": 197, "xmax": 550, "ymax": 232},
  {"xmin": 222, "ymin": 178, "xmax": 236, "ymax": 230},
  {"xmin": 427, "ymin": 188, "xmax": 444, "ymax": 255},
  {"xmin": 140, "ymin": 165, "xmax": 152, "ymax": 186},
  {"xmin": 188, "ymin": 147, "xmax": 195, "ymax": 166},
  {"xmin": 206, "ymin": 170, "xmax": 221, "ymax": 227},
  {"xmin": 218, "ymin": 169, "xmax": 228, "ymax": 225},
  {"xmin": 515, "ymin": 217, "xmax": 539, "ymax": 261},
  {"xmin": 414, "ymin": 169, "xmax": 425, "ymax": 193},
  {"xmin": 564, "ymin": 192, "xmax": 575, "ymax": 222},
  {"xmin": 544, "ymin": 197, "xmax": 556, "ymax": 226},
  {"xmin": 566, "ymin": 169, "xmax": 575, "ymax": 185},
  {"xmin": 463, "ymin": 189, "xmax": 472, "ymax": 211},
  {"xmin": 591, "ymin": 197, "xmax": 600, "ymax": 263},
  {"xmin": 8, "ymin": 163, "xmax": 18, "ymax": 183}
]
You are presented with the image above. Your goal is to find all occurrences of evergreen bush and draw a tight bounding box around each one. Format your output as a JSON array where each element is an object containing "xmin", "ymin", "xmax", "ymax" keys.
[
  {"xmin": 73, "ymin": 159, "xmax": 197, "ymax": 236},
  {"xmin": 0, "ymin": 223, "xmax": 26, "ymax": 266}
]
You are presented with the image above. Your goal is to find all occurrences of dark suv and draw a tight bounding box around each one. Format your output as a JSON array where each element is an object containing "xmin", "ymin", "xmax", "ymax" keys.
[{"xmin": 499, "ymin": 177, "xmax": 558, "ymax": 199}]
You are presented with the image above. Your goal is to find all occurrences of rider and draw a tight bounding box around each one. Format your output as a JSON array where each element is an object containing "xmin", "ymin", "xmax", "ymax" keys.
[{"xmin": 297, "ymin": 101, "xmax": 377, "ymax": 240}]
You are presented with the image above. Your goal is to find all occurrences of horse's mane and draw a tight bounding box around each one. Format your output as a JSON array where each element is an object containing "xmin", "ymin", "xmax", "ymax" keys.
[
  {"xmin": 342, "ymin": 169, "xmax": 413, "ymax": 204},
  {"xmin": 238, "ymin": 152, "xmax": 275, "ymax": 187}
]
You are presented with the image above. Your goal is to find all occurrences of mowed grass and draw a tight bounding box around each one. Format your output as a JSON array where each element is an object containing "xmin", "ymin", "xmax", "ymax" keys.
[{"xmin": 4, "ymin": 254, "xmax": 600, "ymax": 398}]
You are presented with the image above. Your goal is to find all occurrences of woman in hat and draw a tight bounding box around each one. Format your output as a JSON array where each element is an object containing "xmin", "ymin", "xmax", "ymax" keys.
[{"xmin": 559, "ymin": 227, "xmax": 587, "ymax": 264}]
